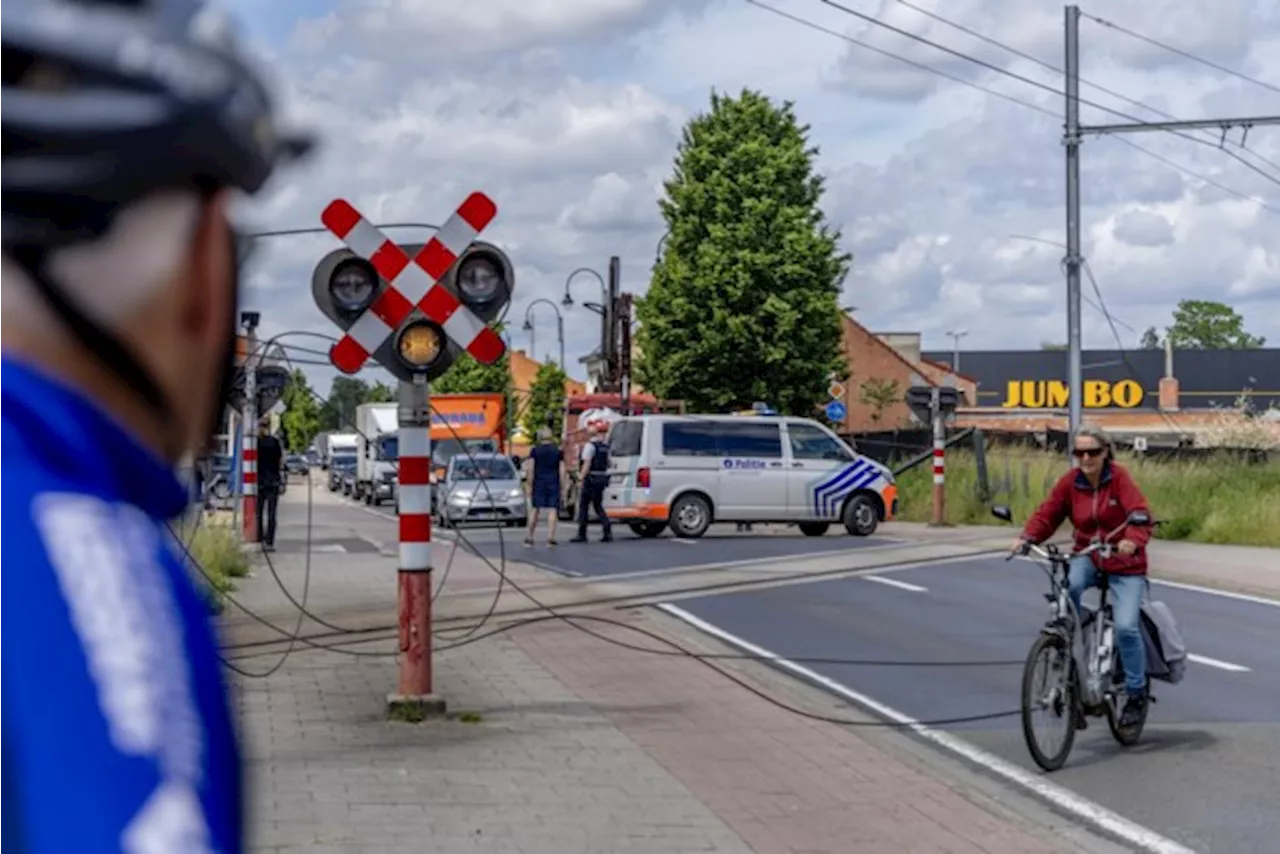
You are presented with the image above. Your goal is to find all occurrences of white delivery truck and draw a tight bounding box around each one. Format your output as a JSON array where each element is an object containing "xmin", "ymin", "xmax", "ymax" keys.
[
  {"xmin": 325, "ymin": 431, "xmax": 358, "ymax": 467},
  {"xmin": 354, "ymin": 402, "xmax": 398, "ymax": 505}
]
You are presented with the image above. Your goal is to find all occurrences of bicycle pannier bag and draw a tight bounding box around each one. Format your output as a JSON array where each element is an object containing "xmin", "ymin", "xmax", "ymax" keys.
[{"xmin": 1139, "ymin": 599, "xmax": 1186, "ymax": 684}]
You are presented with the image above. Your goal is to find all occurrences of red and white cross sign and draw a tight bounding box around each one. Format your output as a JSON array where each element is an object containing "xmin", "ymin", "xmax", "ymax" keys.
[{"xmin": 320, "ymin": 193, "xmax": 504, "ymax": 374}]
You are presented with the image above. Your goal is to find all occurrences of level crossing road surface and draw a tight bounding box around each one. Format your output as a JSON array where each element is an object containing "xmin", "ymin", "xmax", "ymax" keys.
[{"xmin": 670, "ymin": 556, "xmax": 1280, "ymax": 854}]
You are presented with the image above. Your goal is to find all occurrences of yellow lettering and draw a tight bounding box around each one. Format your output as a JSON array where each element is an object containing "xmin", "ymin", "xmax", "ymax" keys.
[
  {"xmin": 1001, "ymin": 380, "xmax": 1022, "ymax": 408},
  {"xmin": 1084, "ymin": 380, "xmax": 1110, "ymax": 408},
  {"xmin": 1023, "ymin": 381, "xmax": 1046, "ymax": 407},
  {"xmin": 1112, "ymin": 380, "xmax": 1143, "ymax": 408},
  {"xmin": 1046, "ymin": 381, "xmax": 1070, "ymax": 408}
]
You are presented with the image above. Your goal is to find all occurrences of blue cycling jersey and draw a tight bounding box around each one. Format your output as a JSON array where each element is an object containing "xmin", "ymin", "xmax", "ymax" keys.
[{"xmin": 1, "ymin": 357, "xmax": 241, "ymax": 853}]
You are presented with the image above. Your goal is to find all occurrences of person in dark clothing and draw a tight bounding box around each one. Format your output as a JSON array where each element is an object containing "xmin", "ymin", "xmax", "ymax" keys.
[
  {"xmin": 256, "ymin": 420, "xmax": 284, "ymax": 550},
  {"xmin": 524, "ymin": 427, "xmax": 565, "ymax": 546},
  {"xmin": 571, "ymin": 420, "xmax": 613, "ymax": 543}
]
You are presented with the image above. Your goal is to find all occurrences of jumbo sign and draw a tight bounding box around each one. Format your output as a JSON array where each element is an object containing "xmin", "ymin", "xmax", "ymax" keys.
[{"xmin": 1001, "ymin": 379, "xmax": 1145, "ymax": 409}]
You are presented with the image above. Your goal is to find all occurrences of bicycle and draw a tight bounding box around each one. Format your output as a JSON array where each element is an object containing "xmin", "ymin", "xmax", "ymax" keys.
[{"xmin": 992, "ymin": 504, "xmax": 1155, "ymax": 772}]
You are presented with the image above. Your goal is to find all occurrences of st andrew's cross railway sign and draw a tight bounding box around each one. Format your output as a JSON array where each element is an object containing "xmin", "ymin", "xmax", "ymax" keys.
[{"xmin": 319, "ymin": 193, "xmax": 505, "ymax": 374}]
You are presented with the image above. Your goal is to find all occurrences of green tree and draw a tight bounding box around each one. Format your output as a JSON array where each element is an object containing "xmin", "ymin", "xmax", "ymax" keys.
[
  {"xmin": 321, "ymin": 376, "xmax": 369, "ymax": 430},
  {"xmin": 279, "ymin": 369, "xmax": 323, "ymax": 451},
  {"xmin": 430, "ymin": 323, "xmax": 514, "ymax": 430},
  {"xmin": 1166, "ymin": 299, "xmax": 1265, "ymax": 349},
  {"xmin": 858, "ymin": 377, "xmax": 901, "ymax": 424},
  {"xmin": 635, "ymin": 88, "xmax": 848, "ymax": 415},
  {"xmin": 1139, "ymin": 326, "xmax": 1161, "ymax": 349},
  {"xmin": 366, "ymin": 381, "xmax": 395, "ymax": 402},
  {"xmin": 522, "ymin": 361, "xmax": 568, "ymax": 437}
]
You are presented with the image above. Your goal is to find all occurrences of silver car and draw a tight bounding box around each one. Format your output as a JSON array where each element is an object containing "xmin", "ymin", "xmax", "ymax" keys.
[{"xmin": 437, "ymin": 452, "xmax": 527, "ymax": 528}]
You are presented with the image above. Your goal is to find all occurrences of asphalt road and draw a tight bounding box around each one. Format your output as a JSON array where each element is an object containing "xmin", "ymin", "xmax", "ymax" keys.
[{"xmin": 672, "ymin": 557, "xmax": 1280, "ymax": 854}]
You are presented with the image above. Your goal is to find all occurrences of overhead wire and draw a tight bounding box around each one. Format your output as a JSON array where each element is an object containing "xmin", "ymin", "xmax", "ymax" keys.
[
  {"xmin": 745, "ymin": 0, "xmax": 1280, "ymax": 213},
  {"xmin": 803, "ymin": 0, "xmax": 1280, "ymax": 187},
  {"xmin": 1080, "ymin": 9, "xmax": 1280, "ymax": 95}
]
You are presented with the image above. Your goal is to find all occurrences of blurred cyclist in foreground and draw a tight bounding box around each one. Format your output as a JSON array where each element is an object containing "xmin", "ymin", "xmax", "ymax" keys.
[{"xmin": 2, "ymin": 1, "xmax": 311, "ymax": 851}]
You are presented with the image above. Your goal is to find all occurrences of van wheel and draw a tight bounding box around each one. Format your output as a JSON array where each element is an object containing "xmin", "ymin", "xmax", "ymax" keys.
[
  {"xmin": 669, "ymin": 494, "xmax": 711, "ymax": 539},
  {"xmin": 798, "ymin": 522, "xmax": 829, "ymax": 537},
  {"xmin": 843, "ymin": 494, "xmax": 879, "ymax": 536},
  {"xmin": 628, "ymin": 521, "xmax": 667, "ymax": 538}
]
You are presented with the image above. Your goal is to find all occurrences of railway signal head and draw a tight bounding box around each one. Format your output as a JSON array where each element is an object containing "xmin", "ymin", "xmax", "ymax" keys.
[{"xmin": 311, "ymin": 193, "xmax": 511, "ymax": 382}]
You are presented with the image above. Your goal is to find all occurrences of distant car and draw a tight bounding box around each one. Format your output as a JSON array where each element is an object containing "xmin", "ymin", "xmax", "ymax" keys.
[
  {"xmin": 329, "ymin": 456, "xmax": 356, "ymax": 492},
  {"xmin": 437, "ymin": 452, "xmax": 526, "ymax": 528},
  {"xmin": 341, "ymin": 467, "xmax": 356, "ymax": 496},
  {"xmin": 285, "ymin": 454, "xmax": 309, "ymax": 475}
]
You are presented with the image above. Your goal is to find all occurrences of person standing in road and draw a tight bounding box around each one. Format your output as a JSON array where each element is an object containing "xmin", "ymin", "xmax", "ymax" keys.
[
  {"xmin": 1, "ymin": 2, "xmax": 312, "ymax": 851},
  {"xmin": 256, "ymin": 419, "xmax": 285, "ymax": 551},
  {"xmin": 571, "ymin": 420, "xmax": 613, "ymax": 543},
  {"xmin": 524, "ymin": 427, "xmax": 565, "ymax": 547}
]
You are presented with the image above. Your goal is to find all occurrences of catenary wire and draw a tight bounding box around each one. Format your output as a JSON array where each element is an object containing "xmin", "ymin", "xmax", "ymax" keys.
[
  {"xmin": 886, "ymin": 0, "xmax": 1280, "ymax": 171},
  {"xmin": 747, "ymin": 0, "xmax": 1280, "ymax": 214},
  {"xmin": 1081, "ymin": 9, "xmax": 1280, "ymax": 95},
  {"xmin": 805, "ymin": 0, "xmax": 1280, "ymax": 186}
]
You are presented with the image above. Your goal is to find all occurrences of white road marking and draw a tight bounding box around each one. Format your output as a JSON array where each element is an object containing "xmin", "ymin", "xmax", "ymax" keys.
[
  {"xmin": 658, "ymin": 603, "xmax": 1197, "ymax": 854},
  {"xmin": 310, "ymin": 544, "xmax": 347, "ymax": 554},
  {"xmin": 1187, "ymin": 653, "xmax": 1251, "ymax": 673},
  {"xmin": 672, "ymin": 538, "xmax": 699, "ymax": 545},
  {"xmin": 863, "ymin": 574, "xmax": 927, "ymax": 593},
  {"xmin": 1151, "ymin": 578, "xmax": 1280, "ymax": 609}
]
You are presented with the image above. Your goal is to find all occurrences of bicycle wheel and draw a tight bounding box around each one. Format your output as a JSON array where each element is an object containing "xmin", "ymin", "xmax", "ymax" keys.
[{"xmin": 1021, "ymin": 633, "xmax": 1078, "ymax": 772}]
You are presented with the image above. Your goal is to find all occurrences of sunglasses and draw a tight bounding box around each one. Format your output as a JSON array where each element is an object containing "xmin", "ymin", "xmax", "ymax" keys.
[{"xmin": 1072, "ymin": 447, "xmax": 1105, "ymax": 459}]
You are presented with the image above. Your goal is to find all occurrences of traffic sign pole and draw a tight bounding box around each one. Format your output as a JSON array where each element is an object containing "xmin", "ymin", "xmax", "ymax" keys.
[
  {"xmin": 241, "ymin": 328, "xmax": 258, "ymax": 543},
  {"xmin": 930, "ymin": 387, "xmax": 945, "ymax": 527}
]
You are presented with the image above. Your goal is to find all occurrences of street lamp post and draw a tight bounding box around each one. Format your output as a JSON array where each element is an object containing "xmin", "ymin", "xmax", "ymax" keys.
[
  {"xmin": 944, "ymin": 329, "xmax": 968, "ymax": 373},
  {"xmin": 562, "ymin": 267, "xmax": 608, "ymax": 381},
  {"xmin": 522, "ymin": 298, "xmax": 566, "ymax": 368}
]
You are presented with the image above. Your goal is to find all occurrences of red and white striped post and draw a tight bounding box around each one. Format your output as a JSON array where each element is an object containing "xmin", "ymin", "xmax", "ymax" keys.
[
  {"xmin": 930, "ymin": 387, "xmax": 946, "ymax": 526},
  {"xmin": 392, "ymin": 378, "xmax": 442, "ymax": 711},
  {"xmin": 241, "ymin": 338, "xmax": 259, "ymax": 543}
]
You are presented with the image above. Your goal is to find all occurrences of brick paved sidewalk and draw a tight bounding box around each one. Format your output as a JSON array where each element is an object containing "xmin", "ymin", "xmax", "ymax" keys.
[{"xmin": 232, "ymin": 568, "xmax": 1107, "ymax": 853}]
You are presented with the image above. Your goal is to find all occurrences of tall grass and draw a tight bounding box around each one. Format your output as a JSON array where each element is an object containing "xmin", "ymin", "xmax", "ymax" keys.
[
  {"xmin": 171, "ymin": 514, "xmax": 251, "ymax": 613},
  {"xmin": 894, "ymin": 449, "xmax": 1280, "ymax": 548}
]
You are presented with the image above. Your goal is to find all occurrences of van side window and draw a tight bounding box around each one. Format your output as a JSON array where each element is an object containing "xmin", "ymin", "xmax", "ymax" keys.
[
  {"xmin": 716, "ymin": 421, "xmax": 783, "ymax": 458},
  {"xmin": 662, "ymin": 421, "xmax": 720, "ymax": 457},
  {"xmin": 611, "ymin": 421, "xmax": 643, "ymax": 456},
  {"xmin": 788, "ymin": 423, "xmax": 853, "ymax": 461}
]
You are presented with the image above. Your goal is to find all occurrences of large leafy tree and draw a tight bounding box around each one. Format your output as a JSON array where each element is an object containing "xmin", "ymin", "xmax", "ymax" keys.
[
  {"xmin": 522, "ymin": 361, "xmax": 569, "ymax": 437},
  {"xmin": 279, "ymin": 369, "xmax": 323, "ymax": 451},
  {"xmin": 635, "ymin": 89, "xmax": 849, "ymax": 415},
  {"xmin": 1166, "ymin": 299, "xmax": 1265, "ymax": 349},
  {"xmin": 321, "ymin": 376, "xmax": 370, "ymax": 430}
]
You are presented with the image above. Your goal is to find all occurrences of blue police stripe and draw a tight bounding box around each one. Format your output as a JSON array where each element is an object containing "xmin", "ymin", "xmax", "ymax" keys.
[
  {"xmin": 825, "ymin": 467, "xmax": 882, "ymax": 515},
  {"xmin": 813, "ymin": 461, "xmax": 869, "ymax": 516}
]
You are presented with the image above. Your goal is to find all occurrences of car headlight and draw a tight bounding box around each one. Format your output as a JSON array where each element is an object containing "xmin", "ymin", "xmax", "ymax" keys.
[
  {"xmin": 449, "ymin": 491, "xmax": 472, "ymax": 505},
  {"xmin": 507, "ymin": 488, "xmax": 524, "ymax": 500}
]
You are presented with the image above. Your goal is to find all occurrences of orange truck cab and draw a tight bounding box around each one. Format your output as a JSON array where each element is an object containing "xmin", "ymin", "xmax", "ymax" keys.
[{"xmin": 428, "ymin": 393, "xmax": 507, "ymax": 490}]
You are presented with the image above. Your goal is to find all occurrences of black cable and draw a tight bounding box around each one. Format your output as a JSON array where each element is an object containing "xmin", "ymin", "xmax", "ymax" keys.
[
  {"xmin": 1081, "ymin": 10, "xmax": 1280, "ymax": 95},
  {"xmin": 747, "ymin": 0, "xmax": 1280, "ymax": 215},
  {"xmin": 887, "ymin": 0, "xmax": 1280, "ymax": 172}
]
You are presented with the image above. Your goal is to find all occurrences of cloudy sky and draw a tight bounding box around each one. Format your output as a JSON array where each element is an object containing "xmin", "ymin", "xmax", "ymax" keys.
[{"xmin": 225, "ymin": 0, "xmax": 1280, "ymax": 392}]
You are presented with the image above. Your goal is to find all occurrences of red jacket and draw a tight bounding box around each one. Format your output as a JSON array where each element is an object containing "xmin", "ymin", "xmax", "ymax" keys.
[{"xmin": 1021, "ymin": 461, "xmax": 1154, "ymax": 575}]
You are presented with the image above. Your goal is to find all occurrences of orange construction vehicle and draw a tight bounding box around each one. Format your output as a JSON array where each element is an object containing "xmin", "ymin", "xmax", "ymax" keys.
[
  {"xmin": 428, "ymin": 392, "xmax": 507, "ymax": 486},
  {"xmin": 558, "ymin": 392, "xmax": 684, "ymax": 520}
]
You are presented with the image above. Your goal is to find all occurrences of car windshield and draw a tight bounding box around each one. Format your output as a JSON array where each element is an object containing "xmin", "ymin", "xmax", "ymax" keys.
[
  {"xmin": 333, "ymin": 455, "xmax": 356, "ymax": 469},
  {"xmin": 452, "ymin": 458, "xmax": 516, "ymax": 481}
]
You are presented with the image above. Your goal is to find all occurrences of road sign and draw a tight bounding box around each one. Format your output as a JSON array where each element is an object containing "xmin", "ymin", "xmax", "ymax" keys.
[
  {"xmin": 825, "ymin": 400, "xmax": 847, "ymax": 422},
  {"xmin": 319, "ymin": 193, "xmax": 503, "ymax": 374},
  {"xmin": 828, "ymin": 381, "xmax": 845, "ymax": 400}
]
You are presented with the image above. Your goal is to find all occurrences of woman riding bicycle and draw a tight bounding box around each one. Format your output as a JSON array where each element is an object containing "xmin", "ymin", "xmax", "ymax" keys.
[{"xmin": 1014, "ymin": 425, "xmax": 1154, "ymax": 729}]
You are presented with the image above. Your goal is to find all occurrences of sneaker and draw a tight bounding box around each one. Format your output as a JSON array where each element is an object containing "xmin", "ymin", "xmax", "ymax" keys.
[
  {"xmin": 547, "ymin": 539, "xmax": 557, "ymax": 547},
  {"xmin": 522, "ymin": 538, "xmax": 533, "ymax": 547},
  {"xmin": 570, "ymin": 535, "xmax": 588, "ymax": 543},
  {"xmin": 1118, "ymin": 693, "xmax": 1147, "ymax": 728}
]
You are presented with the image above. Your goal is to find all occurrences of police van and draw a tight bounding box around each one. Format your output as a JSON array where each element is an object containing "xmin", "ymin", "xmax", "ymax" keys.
[{"xmin": 601, "ymin": 414, "xmax": 898, "ymax": 539}]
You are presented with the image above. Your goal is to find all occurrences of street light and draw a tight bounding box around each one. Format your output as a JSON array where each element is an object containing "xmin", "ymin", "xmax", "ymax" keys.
[
  {"xmin": 562, "ymin": 267, "xmax": 606, "ymax": 314},
  {"xmin": 944, "ymin": 329, "xmax": 968, "ymax": 373},
  {"xmin": 522, "ymin": 298, "xmax": 566, "ymax": 368}
]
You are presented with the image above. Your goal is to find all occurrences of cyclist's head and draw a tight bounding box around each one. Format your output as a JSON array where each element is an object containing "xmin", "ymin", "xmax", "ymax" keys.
[
  {"xmin": 1073, "ymin": 424, "xmax": 1113, "ymax": 471},
  {"xmin": 1, "ymin": 0, "xmax": 313, "ymax": 464}
]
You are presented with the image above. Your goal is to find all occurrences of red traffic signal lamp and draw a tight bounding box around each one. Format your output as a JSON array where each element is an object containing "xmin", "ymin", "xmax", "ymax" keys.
[{"xmin": 311, "ymin": 240, "xmax": 514, "ymax": 382}]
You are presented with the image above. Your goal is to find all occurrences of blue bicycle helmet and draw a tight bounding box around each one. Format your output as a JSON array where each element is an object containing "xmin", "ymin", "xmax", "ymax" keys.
[{"xmin": 3, "ymin": 0, "xmax": 314, "ymax": 448}]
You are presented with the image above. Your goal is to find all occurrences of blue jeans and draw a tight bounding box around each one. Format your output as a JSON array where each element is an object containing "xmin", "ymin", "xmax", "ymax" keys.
[{"xmin": 1067, "ymin": 555, "xmax": 1147, "ymax": 695}]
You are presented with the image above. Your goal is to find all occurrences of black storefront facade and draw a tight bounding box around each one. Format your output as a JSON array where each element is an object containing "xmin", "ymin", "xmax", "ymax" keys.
[{"xmin": 919, "ymin": 349, "xmax": 1280, "ymax": 412}]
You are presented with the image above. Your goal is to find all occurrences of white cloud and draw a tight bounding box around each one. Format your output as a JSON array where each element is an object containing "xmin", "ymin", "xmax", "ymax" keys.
[{"xmin": 230, "ymin": 0, "xmax": 1280, "ymax": 396}]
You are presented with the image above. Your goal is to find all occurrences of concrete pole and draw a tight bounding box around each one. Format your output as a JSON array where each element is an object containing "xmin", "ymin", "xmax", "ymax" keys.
[{"xmin": 1064, "ymin": 5, "xmax": 1085, "ymax": 453}]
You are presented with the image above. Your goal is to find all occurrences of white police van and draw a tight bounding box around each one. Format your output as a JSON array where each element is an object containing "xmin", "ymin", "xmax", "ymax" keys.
[{"xmin": 601, "ymin": 415, "xmax": 898, "ymax": 539}]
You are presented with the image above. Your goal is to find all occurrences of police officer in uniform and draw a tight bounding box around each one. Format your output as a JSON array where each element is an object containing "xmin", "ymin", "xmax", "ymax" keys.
[{"xmin": 571, "ymin": 420, "xmax": 613, "ymax": 543}]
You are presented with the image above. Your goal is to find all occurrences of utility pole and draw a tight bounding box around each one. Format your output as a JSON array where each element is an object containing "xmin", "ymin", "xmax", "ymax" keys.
[
  {"xmin": 604, "ymin": 256, "xmax": 621, "ymax": 392},
  {"xmin": 945, "ymin": 329, "xmax": 968, "ymax": 374},
  {"xmin": 240, "ymin": 311, "xmax": 260, "ymax": 543},
  {"xmin": 618, "ymin": 292, "xmax": 634, "ymax": 413},
  {"xmin": 1063, "ymin": 4, "xmax": 1280, "ymax": 448}
]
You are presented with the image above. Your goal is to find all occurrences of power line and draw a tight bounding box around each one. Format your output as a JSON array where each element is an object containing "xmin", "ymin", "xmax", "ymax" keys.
[
  {"xmin": 747, "ymin": 0, "xmax": 1280, "ymax": 214},
  {"xmin": 1080, "ymin": 10, "xmax": 1280, "ymax": 95},
  {"xmin": 809, "ymin": 0, "xmax": 1280, "ymax": 186},
  {"xmin": 886, "ymin": 0, "xmax": 1280, "ymax": 172}
]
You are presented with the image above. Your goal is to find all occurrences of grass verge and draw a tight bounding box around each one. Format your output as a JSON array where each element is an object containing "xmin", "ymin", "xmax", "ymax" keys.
[
  {"xmin": 172, "ymin": 514, "xmax": 251, "ymax": 613},
  {"xmin": 894, "ymin": 449, "xmax": 1280, "ymax": 548}
]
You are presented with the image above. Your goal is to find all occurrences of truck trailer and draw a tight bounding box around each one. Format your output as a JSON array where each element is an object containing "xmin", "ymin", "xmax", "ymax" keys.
[{"xmin": 354, "ymin": 403, "xmax": 398, "ymax": 505}]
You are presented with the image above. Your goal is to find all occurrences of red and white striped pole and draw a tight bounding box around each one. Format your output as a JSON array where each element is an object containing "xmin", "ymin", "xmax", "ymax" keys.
[
  {"xmin": 392, "ymin": 378, "xmax": 440, "ymax": 710},
  {"xmin": 241, "ymin": 333, "xmax": 259, "ymax": 543},
  {"xmin": 930, "ymin": 387, "xmax": 946, "ymax": 526}
]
